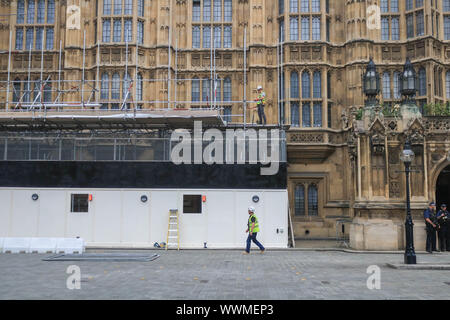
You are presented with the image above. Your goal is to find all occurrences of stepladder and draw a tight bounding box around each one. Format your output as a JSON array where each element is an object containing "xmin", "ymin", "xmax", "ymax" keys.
[{"xmin": 166, "ymin": 209, "xmax": 180, "ymax": 250}]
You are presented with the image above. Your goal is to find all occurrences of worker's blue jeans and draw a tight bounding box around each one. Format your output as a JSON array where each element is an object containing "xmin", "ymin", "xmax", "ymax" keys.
[
  {"xmin": 257, "ymin": 104, "xmax": 267, "ymax": 125},
  {"xmin": 246, "ymin": 233, "xmax": 265, "ymax": 253}
]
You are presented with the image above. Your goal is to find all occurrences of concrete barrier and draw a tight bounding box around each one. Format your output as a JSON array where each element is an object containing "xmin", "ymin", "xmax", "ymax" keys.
[
  {"xmin": 29, "ymin": 237, "xmax": 58, "ymax": 254},
  {"xmin": 1, "ymin": 237, "xmax": 85, "ymax": 254},
  {"xmin": 55, "ymin": 238, "xmax": 84, "ymax": 254},
  {"xmin": 3, "ymin": 237, "xmax": 32, "ymax": 253}
]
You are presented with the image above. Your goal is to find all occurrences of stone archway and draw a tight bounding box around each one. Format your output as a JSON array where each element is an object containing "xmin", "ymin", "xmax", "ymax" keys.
[{"xmin": 436, "ymin": 164, "xmax": 450, "ymax": 209}]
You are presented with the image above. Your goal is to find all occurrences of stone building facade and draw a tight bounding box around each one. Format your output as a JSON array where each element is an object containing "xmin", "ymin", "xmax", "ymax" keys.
[{"xmin": 1, "ymin": 0, "xmax": 450, "ymax": 249}]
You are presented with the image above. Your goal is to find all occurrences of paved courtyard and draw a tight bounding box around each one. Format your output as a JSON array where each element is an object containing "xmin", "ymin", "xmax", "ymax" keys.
[{"xmin": 1, "ymin": 249, "xmax": 450, "ymax": 300}]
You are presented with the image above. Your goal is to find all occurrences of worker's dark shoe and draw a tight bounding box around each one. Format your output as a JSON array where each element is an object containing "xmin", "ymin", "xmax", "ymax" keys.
[{"xmin": 427, "ymin": 250, "xmax": 432, "ymax": 253}]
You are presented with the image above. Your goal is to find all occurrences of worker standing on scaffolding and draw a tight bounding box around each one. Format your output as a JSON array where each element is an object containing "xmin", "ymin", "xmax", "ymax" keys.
[{"xmin": 254, "ymin": 85, "xmax": 267, "ymax": 125}]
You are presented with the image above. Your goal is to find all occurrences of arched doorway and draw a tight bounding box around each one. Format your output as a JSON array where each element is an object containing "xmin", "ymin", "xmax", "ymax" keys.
[{"xmin": 436, "ymin": 165, "xmax": 450, "ymax": 208}]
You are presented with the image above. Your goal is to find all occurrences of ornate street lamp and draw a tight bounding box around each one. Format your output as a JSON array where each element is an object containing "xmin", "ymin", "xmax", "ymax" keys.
[
  {"xmin": 363, "ymin": 58, "xmax": 380, "ymax": 107},
  {"xmin": 400, "ymin": 139, "xmax": 417, "ymax": 264},
  {"xmin": 400, "ymin": 58, "xmax": 418, "ymax": 104}
]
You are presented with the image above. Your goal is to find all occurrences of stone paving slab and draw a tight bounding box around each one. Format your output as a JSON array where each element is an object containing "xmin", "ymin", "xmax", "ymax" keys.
[{"xmin": 1, "ymin": 249, "xmax": 450, "ymax": 300}]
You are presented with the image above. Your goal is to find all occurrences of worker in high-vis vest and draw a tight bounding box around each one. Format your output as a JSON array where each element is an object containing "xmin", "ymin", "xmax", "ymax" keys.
[
  {"xmin": 254, "ymin": 85, "xmax": 267, "ymax": 125},
  {"xmin": 243, "ymin": 206, "xmax": 265, "ymax": 254}
]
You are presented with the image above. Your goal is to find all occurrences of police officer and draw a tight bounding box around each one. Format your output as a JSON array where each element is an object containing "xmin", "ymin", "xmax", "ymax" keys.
[
  {"xmin": 437, "ymin": 204, "xmax": 450, "ymax": 252},
  {"xmin": 242, "ymin": 206, "xmax": 265, "ymax": 254},
  {"xmin": 254, "ymin": 85, "xmax": 267, "ymax": 125},
  {"xmin": 424, "ymin": 202, "xmax": 438, "ymax": 253}
]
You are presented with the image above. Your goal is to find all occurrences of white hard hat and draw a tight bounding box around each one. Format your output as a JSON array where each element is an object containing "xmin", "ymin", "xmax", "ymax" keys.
[
  {"xmin": 248, "ymin": 206, "xmax": 255, "ymax": 213},
  {"xmin": 257, "ymin": 85, "xmax": 263, "ymax": 90}
]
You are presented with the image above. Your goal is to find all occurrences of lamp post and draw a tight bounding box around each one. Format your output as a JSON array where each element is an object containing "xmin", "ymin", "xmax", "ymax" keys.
[
  {"xmin": 400, "ymin": 58, "xmax": 418, "ymax": 105},
  {"xmin": 400, "ymin": 139, "xmax": 417, "ymax": 264},
  {"xmin": 363, "ymin": 58, "xmax": 380, "ymax": 107}
]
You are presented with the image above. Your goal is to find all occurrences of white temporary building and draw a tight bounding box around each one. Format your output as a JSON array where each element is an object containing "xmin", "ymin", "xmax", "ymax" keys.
[{"xmin": 0, "ymin": 187, "xmax": 287, "ymax": 249}]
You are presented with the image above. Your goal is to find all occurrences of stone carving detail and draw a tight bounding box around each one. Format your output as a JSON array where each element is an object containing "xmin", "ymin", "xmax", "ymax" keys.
[
  {"xmin": 389, "ymin": 181, "xmax": 400, "ymax": 198},
  {"xmin": 266, "ymin": 70, "xmax": 273, "ymax": 82},
  {"xmin": 406, "ymin": 118, "xmax": 425, "ymax": 146},
  {"xmin": 289, "ymin": 133, "xmax": 324, "ymax": 143},
  {"xmin": 192, "ymin": 54, "xmax": 200, "ymax": 67},
  {"xmin": 149, "ymin": 53, "xmax": 156, "ymax": 66},
  {"xmin": 431, "ymin": 152, "xmax": 445, "ymax": 165},
  {"xmin": 369, "ymin": 119, "xmax": 386, "ymax": 155},
  {"xmin": 423, "ymin": 118, "xmax": 450, "ymax": 132},
  {"xmin": 347, "ymin": 129, "xmax": 358, "ymax": 162},
  {"xmin": 341, "ymin": 109, "xmax": 349, "ymax": 129}
]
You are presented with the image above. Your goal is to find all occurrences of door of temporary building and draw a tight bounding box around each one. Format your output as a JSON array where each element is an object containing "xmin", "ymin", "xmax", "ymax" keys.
[
  {"xmin": 121, "ymin": 191, "xmax": 151, "ymax": 246},
  {"xmin": 205, "ymin": 191, "xmax": 236, "ymax": 248},
  {"xmin": 178, "ymin": 192, "xmax": 208, "ymax": 248},
  {"xmin": 149, "ymin": 190, "xmax": 179, "ymax": 246}
]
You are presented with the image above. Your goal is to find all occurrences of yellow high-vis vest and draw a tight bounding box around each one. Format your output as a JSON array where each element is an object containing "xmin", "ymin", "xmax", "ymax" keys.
[
  {"xmin": 256, "ymin": 92, "xmax": 266, "ymax": 105},
  {"xmin": 248, "ymin": 214, "xmax": 260, "ymax": 233}
]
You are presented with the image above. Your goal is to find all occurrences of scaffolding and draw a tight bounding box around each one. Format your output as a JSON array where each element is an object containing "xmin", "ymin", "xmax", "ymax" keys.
[{"xmin": 0, "ymin": 9, "xmax": 288, "ymax": 132}]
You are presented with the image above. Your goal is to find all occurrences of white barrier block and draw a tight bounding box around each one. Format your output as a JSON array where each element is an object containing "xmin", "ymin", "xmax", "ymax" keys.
[
  {"xmin": 0, "ymin": 238, "xmax": 4, "ymax": 253},
  {"xmin": 3, "ymin": 237, "xmax": 31, "ymax": 253},
  {"xmin": 56, "ymin": 238, "xmax": 85, "ymax": 254},
  {"xmin": 29, "ymin": 238, "xmax": 57, "ymax": 254}
]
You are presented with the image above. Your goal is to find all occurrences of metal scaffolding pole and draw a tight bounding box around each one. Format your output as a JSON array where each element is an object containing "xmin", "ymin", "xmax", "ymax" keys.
[
  {"xmin": 210, "ymin": 26, "xmax": 213, "ymax": 109},
  {"xmin": 281, "ymin": 41, "xmax": 284, "ymax": 125},
  {"xmin": 167, "ymin": 0, "xmax": 172, "ymax": 109},
  {"xmin": 27, "ymin": 43, "xmax": 32, "ymax": 108},
  {"xmin": 123, "ymin": 30, "xmax": 129, "ymax": 110},
  {"xmin": 135, "ymin": 39, "xmax": 138, "ymax": 109},
  {"xmin": 243, "ymin": 27, "xmax": 247, "ymax": 131},
  {"xmin": 277, "ymin": 43, "xmax": 280, "ymax": 126},
  {"xmin": 213, "ymin": 33, "xmax": 216, "ymax": 110},
  {"xmin": 58, "ymin": 40, "xmax": 62, "ymax": 102},
  {"xmin": 174, "ymin": 32, "xmax": 178, "ymax": 108},
  {"xmin": 6, "ymin": 30, "xmax": 12, "ymax": 111},
  {"xmin": 96, "ymin": 41, "xmax": 100, "ymax": 102},
  {"xmin": 81, "ymin": 30, "xmax": 86, "ymax": 109}
]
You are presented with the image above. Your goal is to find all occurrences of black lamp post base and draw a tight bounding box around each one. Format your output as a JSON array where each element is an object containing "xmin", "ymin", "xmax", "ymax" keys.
[{"xmin": 404, "ymin": 252, "xmax": 417, "ymax": 265}]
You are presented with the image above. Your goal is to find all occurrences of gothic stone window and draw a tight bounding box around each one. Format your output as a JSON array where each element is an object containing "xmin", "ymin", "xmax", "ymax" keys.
[
  {"xmin": 287, "ymin": 0, "xmax": 323, "ymax": 41},
  {"xmin": 102, "ymin": 0, "xmax": 142, "ymax": 44},
  {"xmin": 16, "ymin": 0, "xmax": 55, "ymax": 51},
  {"xmin": 444, "ymin": 3, "xmax": 450, "ymax": 40},
  {"xmin": 12, "ymin": 76, "xmax": 52, "ymax": 104},
  {"xmin": 381, "ymin": 1, "xmax": 400, "ymax": 41},
  {"xmin": 294, "ymin": 182, "xmax": 319, "ymax": 217},
  {"xmin": 289, "ymin": 69, "xmax": 323, "ymax": 127},
  {"xmin": 406, "ymin": 0, "xmax": 424, "ymax": 39},
  {"xmin": 191, "ymin": 76, "xmax": 231, "ymax": 109},
  {"xmin": 100, "ymin": 72, "xmax": 132, "ymax": 109},
  {"xmin": 192, "ymin": 0, "xmax": 232, "ymax": 48}
]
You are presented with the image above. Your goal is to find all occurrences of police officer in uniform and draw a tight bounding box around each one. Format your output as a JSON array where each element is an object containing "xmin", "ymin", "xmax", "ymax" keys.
[
  {"xmin": 437, "ymin": 204, "xmax": 450, "ymax": 252},
  {"xmin": 424, "ymin": 202, "xmax": 438, "ymax": 253},
  {"xmin": 243, "ymin": 206, "xmax": 265, "ymax": 254}
]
